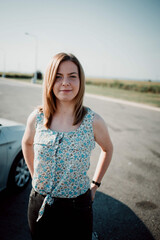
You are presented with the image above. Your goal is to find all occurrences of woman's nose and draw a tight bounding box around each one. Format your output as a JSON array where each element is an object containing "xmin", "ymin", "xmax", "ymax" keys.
[{"xmin": 62, "ymin": 77, "xmax": 70, "ymax": 86}]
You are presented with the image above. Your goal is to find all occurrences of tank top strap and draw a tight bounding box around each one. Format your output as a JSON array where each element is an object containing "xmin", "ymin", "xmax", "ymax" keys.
[
  {"xmin": 35, "ymin": 109, "xmax": 44, "ymax": 129},
  {"xmin": 84, "ymin": 107, "xmax": 95, "ymax": 126},
  {"xmin": 81, "ymin": 107, "xmax": 95, "ymax": 150}
]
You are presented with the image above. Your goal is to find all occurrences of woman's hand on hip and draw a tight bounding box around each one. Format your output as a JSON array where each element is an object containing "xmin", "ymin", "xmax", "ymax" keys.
[{"xmin": 90, "ymin": 184, "xmax": 98, "ymax": 202}]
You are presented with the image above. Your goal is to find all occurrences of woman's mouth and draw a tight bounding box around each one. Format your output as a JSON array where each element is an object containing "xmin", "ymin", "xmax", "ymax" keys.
[{"xmin": 60, "ymin": 90, "xmax": 72, "ymax": 93}]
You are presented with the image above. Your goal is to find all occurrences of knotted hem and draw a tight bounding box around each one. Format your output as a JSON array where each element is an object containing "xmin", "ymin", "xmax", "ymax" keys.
[{"xmin": 36, "ymin": 194, "xmax": 54, "ymax": 222}]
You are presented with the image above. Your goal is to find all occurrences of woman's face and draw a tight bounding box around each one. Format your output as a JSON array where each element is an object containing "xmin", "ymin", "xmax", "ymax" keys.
[{"xmin": 53, "ymin": 60, "xmax": 80, "ymax": 103}]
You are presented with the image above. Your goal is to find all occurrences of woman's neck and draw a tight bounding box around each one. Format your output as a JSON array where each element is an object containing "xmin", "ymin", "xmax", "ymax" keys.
[
  {"xmin": 55, "ymin": 101, "xmax": 75, "ymax": 118},
  {"xmin": 50, "ymin": 101, "xmax": 77, "ymax": 131}
]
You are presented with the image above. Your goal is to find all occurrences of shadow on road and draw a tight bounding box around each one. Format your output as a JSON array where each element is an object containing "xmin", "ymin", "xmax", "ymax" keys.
[
  {"xmin": 0, "ymin": 185, "xmax": 155, "ymax": 240},
  {"xmin": 93, "ymin": 191, "xmax": 155, "ymax": 240},
  {"xmin": 0, "ymin": 182, "xmax": 32, "ymax": 240}
]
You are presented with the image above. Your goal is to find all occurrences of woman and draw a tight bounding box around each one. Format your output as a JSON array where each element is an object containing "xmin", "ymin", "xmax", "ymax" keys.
[{"xmin": 22, "ymin": 52, "xmax": 113, "ymax": 240}]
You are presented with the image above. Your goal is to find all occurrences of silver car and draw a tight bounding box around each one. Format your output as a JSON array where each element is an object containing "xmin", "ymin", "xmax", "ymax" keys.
[{"xmin": 0, "ymin": 118, "xmax": 30, "ymax": 192}]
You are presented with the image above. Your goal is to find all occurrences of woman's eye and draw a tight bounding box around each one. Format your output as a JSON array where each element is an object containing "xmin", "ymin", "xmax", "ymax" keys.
[
  {"xmin": 56, "ymin": 75, "xmax": 62, "ymax": 80},
  {"xmin": 70, "ymin": 76, "xmax": 76, "ymax": 79}
]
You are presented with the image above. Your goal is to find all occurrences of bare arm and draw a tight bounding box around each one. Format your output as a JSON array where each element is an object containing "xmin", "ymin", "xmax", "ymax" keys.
[
  {"xmin": 22, "ymin": 111, "xmax": 37, "ymax": 178},
  {"xmin": 91, "ymin": 113, "xmax": 113, "ymax": 200}
]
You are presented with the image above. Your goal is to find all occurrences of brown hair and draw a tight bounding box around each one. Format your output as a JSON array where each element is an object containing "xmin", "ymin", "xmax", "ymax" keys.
[{"xmin": 41, "ymin": 52, "xmax": 86, "ymax": 129}]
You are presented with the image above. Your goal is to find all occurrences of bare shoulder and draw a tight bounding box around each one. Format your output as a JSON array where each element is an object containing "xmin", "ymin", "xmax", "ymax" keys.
[
  {"xmin": 93, "ymin": 112, "xmax": 107, "ymax": 128},
  {"xmin": 27, "ymin": 106, "xmax": 43, "ymax": 126},
  {"xmin": 22, "ymin": 109, "xmax": 38, "ymax": 144},
  {"xmin": 26, "ymin": 109, "xmax": 37, "ymax": 128},
  {"xmin": 92, "ymin": 112, "xmax": 113, "ymax": 150}
]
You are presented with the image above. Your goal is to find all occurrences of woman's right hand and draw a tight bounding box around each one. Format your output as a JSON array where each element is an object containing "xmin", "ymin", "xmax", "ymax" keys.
[{"xmin": 90, "ymin": 183, "xmax": 98, "ymax": 202}]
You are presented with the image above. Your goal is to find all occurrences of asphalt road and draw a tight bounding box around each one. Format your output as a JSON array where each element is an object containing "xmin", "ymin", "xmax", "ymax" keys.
[{"xmin": 0, "ymin": 78, "xmax": 160, "ymax": 240}]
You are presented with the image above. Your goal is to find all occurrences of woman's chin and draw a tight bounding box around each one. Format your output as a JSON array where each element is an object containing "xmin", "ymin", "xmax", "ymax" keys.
[{"xmin": 58, "ymin": 96, "xmax": 75, "ymax": 102}]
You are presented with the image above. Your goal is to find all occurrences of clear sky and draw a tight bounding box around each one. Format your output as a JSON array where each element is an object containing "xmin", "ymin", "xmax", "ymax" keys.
[{"xmin": 0, "ymin": 0, "xmax": 160, "ymax": 80}]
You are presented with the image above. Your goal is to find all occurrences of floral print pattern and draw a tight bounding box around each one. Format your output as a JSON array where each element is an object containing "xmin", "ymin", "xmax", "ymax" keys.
[{"xmin": 32, "ymin": 107, "xmax": 95, "ymax": 221}]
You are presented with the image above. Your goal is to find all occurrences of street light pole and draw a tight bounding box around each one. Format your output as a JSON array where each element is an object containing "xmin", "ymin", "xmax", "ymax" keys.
[
  {"xmin": 25, "ymin": 32, "xmax": 38, "ymax": 83},
  {"xmin": 0, "ymin": 49, "xmax": 6, "ymax": 78}
]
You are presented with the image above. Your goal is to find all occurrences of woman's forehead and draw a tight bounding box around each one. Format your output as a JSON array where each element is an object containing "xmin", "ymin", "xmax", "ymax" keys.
[{"xmin": 57, "ymin": 61, "xmax": 78, "ymax": 74}]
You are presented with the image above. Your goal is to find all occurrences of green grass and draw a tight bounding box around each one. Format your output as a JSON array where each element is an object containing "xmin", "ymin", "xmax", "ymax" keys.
[
  {"xmin": 85, "ymin": 84, "xmax": 160, "ymax": 108},
  {"xmin": 3, "ymin": 77, "xmax": 160, "ymax": 108},
  {"xmin": 86, "ymin": 78, "xmax": 160, "ymax": 94}
]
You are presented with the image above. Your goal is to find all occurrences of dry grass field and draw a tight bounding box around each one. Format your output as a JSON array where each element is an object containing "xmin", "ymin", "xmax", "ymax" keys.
[
  {"xmin": 1, "ymin": 74, "xmax": 160, "ymax": 108},
  {"xmin": 85, "ymin": 78, "xmax": 160, "ymax": 108}
]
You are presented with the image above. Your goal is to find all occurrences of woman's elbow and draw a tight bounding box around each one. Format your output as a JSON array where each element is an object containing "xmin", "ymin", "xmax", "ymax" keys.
[
  {"xmin": 104, "ymin": 141, "xmax": 113, "ymax": 160},
  {"xmin": 21, "ymin": 136, "xmax": 27, "ymax": 147},
  {"xmin": 21, "ymin": 136, "xmax": 33, "ymax": 148}
]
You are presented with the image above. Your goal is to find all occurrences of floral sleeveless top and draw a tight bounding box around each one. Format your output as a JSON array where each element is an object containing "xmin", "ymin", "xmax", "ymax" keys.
[{"xmin": 32, "ymin": 107, "xmax": 95, "ymax": 221}]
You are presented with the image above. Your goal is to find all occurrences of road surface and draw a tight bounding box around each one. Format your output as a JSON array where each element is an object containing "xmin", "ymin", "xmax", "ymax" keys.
[{"xmin": 0, "ymin": 78, "xmax": 160, "ymax": 240}]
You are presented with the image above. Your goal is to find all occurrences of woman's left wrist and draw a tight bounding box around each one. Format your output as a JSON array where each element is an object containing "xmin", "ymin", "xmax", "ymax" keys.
[
  {"xmin": 91, "ymin": 184, "xmax": 98, "ymax": 193},
  {"xmin": 91, "ymin": 182, "xmax": 99, "ymax": 190},
  {"xmin": 92, "ymin": 180, "xmax": 101, "ymax": 188}
]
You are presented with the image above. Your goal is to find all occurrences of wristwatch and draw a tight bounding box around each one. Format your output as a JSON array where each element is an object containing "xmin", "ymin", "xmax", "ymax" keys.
[{"xmin": 92, "ymin": 180, "xmax": 101, "ymax": 187}]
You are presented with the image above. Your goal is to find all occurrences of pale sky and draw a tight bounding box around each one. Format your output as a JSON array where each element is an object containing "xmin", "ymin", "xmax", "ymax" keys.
[{"xmin": 0, "ymin": 0, "xmax": 160, "ymax": 80}]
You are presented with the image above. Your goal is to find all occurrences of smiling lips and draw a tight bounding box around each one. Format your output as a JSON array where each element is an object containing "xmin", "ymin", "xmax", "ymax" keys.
[{"xmin": 60, "ymin": 89, "xmax": 72, "ymax": 92}]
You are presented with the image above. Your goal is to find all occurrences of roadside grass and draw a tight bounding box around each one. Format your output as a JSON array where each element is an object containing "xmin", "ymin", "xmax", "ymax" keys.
[
  {"xmin": 3, "ymin": 77, "xmax": 160, "ymax": 108},
  {"xmin": 85, "ymin": 84, "xmax": 160, "ymax": 108},
  {"xmin": 86, "ymin": 78, "xmax": 160, "ymax": 94}
]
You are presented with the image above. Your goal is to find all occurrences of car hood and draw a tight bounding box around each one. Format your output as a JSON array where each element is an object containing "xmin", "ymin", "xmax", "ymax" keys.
[{"xmin": 0, "ymin": 118, "xmax": 25, "ymax": 127}]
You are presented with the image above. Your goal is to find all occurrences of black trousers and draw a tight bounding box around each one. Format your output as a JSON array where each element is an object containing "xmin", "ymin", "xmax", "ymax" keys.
[{"xmin": 28, "ymin": 188, "xmax": 93, "ymax": 240}]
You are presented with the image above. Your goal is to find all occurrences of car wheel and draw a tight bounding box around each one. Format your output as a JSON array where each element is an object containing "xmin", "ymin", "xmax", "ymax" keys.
[{"xmin": 8, "ymin": 152, "xmax": 31, "ymax": 191}]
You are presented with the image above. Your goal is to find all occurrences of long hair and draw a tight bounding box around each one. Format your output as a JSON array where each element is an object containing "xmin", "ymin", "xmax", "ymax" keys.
[{"xmin": 42, "ymin": 52, "xmax": 86, "ymax": 129}]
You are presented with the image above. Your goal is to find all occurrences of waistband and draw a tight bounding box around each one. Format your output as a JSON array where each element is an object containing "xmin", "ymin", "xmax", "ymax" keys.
[
  {"xmin": 30, "ymin": 188, "xmax": 91, "ymax": 222},
  {"xmin": 31, "ymin": 188, "xmax": 91, "ymax": 202}
]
